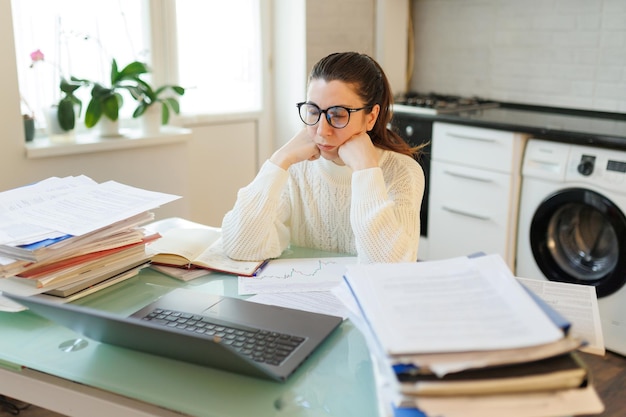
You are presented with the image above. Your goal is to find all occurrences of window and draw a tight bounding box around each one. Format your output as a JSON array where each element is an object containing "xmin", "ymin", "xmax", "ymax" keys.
[
  {"xmin": 12, "ymin": 0, "xmax": 262, "ymax": 132},
  {"xmin": 175, "ymin": 0, "xmax": 262, "ymax": 114}
]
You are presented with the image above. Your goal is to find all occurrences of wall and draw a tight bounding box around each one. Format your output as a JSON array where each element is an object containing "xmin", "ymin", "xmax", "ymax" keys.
[
  {"xmin": 410, "ymin": 0, "xmax": 626, "ymax": 112},
  {"xmin": 185, "ymin": 121, "xmax": 258, "ymax": 226},
  {"xmin": 305, "ymin": 0, "xmax": 376, "ymax": 72}
]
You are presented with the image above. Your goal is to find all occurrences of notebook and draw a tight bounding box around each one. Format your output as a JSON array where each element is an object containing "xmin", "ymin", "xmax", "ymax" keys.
[{"xmin": 4, "ymin": 288, "xmax": 343, "ymax": 381}]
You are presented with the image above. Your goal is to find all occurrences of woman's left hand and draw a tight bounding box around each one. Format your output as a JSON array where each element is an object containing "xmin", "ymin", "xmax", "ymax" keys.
[{"xmin": 338, "ymin": 131, "xmax": 380, "ymax": 171}]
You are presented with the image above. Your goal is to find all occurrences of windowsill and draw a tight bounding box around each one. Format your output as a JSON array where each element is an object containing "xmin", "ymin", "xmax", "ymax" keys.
[{"xmin": 25, "ymin": 126, "xmax": 192, "ymax": 159}]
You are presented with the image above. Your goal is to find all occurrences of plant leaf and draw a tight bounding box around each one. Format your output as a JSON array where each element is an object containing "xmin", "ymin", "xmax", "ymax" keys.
[
  {"xmin": 102, "ymin": 94, "xmax": 121, "ymax": 121},
  {"xmin": 57, "ymin": 98, "xmax": 75, "ymax": 131},
  {"xmin": 133, "ymin": 102, "xmax": 148, "ymax": 118},
  {"xmin": 110, "ymin": 59, "xmax": 119, "ymax": 85},
  {"xmin": 85, "ymin": 99, "xmax": 102, "ymax": 128},
  {"xmin": 164, "ymin": 97, "xmax": 180, "ymax": 114},
  {"xmin": 161, "ymin": 103, "xmax": 170, "ymax": 125},
  {"xmin": 116, "ymin": 61, "xmax": 149, "ymax": 83}
]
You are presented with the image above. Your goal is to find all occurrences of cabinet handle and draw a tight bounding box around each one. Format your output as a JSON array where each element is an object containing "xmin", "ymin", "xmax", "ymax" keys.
[
  {"xmin": 447, "ymin": 133, "xmax": 497, "ymax": 143},
  {"xmin": 443, "ymin": 169, "xmax": 494, "ymax": 183},
  {"xmin": 442, "ymin": 205, "xmax": 491, "ymax": 221}
]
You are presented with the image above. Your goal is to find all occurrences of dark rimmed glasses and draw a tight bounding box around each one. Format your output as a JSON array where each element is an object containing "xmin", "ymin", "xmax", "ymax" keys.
[{"xmin": 297, "ymin": 102, "xmax": 370, "ymax": 129}]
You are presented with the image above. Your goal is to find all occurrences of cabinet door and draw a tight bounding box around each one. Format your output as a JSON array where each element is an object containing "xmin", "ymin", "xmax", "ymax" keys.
[
  {"xmin": 432, "ymin": 123, "xmax": 519, "ymax": 174},
  {"xmin": 428, "ymin": 160, "xmax": 517, "ymax": 264}
]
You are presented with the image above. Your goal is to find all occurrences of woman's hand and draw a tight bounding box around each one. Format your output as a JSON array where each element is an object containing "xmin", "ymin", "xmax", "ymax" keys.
[
  {"xmin": 270, "ymin": 128, "xmax": 320, "ymax": 170},
  {"xmin": 338, "ymin": 131, "xmax": 380, "ymax": 171}
]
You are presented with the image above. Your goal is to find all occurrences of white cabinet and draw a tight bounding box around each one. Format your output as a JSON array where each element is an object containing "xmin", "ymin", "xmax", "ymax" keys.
[{"xmin": 428, "ymin": 122, "xmax": 528, "ymax": 268}]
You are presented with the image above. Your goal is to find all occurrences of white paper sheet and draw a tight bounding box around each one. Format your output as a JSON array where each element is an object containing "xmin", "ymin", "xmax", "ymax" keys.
[
  {"xmin": 344, "ymin": 254, "xmax": 564, "ymax": 355},
  {"xmin": 10, "ymin": 180, "xmax": 180, "ymax": 237},
  {"xmin": 516, "ymin": 276, "xmax": 605, "ymax": 355},
  {"xmin": 247, "ymin": 291, "xmax": 350, "ymax": 319}
]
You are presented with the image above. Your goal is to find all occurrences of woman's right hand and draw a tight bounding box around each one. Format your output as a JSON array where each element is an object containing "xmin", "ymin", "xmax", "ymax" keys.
[{"xmin": 269, "ymin": 128, "xmax": 320, "ymax": 170}]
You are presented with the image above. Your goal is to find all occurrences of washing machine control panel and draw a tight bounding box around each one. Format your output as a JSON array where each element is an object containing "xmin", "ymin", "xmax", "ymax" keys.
[
  {"xmin": 607, "ymin": 159, "xmax": 626, "ymax": 173},
  {"xmin": 567, "ymin": 146, "xmax": 626, "ymax": 193},
  {"xmin": 577, "ymin": 155, "xmax": 595, "ymax": 176}
]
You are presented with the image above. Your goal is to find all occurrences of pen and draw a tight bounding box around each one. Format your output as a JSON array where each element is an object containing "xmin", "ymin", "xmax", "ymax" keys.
[{"xmin": 252, "ymin": 259, "xmax": 270, "ymax": 276}]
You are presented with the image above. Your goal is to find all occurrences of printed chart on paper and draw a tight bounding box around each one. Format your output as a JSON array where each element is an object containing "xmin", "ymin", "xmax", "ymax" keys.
[{"xmin": 238, "ymin": 257, "xmax": 356, "ymax": 295}]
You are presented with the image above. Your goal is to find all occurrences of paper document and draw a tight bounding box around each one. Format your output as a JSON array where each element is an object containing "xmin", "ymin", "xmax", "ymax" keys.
[
  {"xmin": 11, "ymin": 180, "xmax": 180, "ymax": 237},
  {"xmin": 0, "ymin": 176, "xmax": 97, "ymax": 245},
  {"xmin": 345, "ymin": 254, "xmax": 564, "ymax": 355},
  {"xmin": 247, "ymin": 291, "xmax": 349, "ymax": 319},
  {"xmin": 411, "ymin": 385, "xmax": 604, "ymax": 417},
  {"xmin": 516, "ymin": 276, "xmax": 605, "ymax": 355},
  {"xmin": 238, "ymin": 257, "xmax": 357, "ymax": 295}
]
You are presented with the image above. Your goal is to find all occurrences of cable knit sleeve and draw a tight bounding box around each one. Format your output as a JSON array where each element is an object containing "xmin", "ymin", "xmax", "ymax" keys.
[
  {"xmin": 351, "ymin": 153, "xmax": 424, "ymax": 263},
  {"xmin": 221, "ymin": 160, "xmax": 291, "ymax": 261}
]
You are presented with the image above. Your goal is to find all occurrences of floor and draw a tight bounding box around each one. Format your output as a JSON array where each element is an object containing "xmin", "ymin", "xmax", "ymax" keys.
[
  {"xmin": 0, "ymin": 397, "xmax": 64, "ymax": 417},
  {"xmin": 2, "ymin": 351, "xmax": 625, "ymax": 417}
]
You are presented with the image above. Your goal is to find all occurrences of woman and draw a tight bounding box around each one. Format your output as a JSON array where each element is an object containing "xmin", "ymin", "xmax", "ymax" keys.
[{"xmin": 221, "ymin": 52, "xmax": 425, "ymax": 263}]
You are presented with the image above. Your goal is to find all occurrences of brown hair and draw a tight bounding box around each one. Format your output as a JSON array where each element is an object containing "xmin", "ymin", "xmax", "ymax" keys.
[{"xmin": 309, "ymin": 52, "xmax": 421, "ymax": 157}]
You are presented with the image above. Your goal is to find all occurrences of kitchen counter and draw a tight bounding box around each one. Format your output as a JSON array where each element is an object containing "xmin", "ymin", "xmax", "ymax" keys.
[{"xmin": 397, "ymin": 103, "xmax": 626, "ymax": 150}]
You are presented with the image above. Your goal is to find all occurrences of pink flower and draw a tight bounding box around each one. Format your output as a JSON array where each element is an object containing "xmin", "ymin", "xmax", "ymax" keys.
[{"xmin": 29, "ymin": 49, "xmax": 45, "ymax": 67}]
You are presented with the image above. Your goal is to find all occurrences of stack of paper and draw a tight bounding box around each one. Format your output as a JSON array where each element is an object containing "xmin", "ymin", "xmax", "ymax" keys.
[
  {"xmin": 343, "ymin": 254, "xmax": 605, "ymax": 417},
  {"xmin": 0, "ymin": 176, "xmax": 179, "ymax": 307}
]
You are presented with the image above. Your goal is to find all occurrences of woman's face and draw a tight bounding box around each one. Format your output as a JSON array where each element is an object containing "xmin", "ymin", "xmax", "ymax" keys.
[{"xmin": 305, "ymin": 79, "xmax": 377, "ymax": 164}]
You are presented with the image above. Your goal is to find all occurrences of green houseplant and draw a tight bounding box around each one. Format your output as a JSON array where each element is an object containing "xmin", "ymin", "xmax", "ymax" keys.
[
  {"xmin": 84, "ymin": 59, "xmax": 148, "ymax": 128},
  {"xmin": 132, "ymin": 82, "xmax": 185, "ymax": 125},
  {"xmin": 56, "ymin": 77, "xmax": 84, "ymax": 131}
]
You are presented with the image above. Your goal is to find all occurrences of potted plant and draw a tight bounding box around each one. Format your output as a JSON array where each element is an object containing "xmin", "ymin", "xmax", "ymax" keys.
[
  {"xmin": 84, "ymin": 59, "xmax": 149, "ymax": 135},
  {"xmin": 56, "ymin": 77, "xmax": 84, "ymax": 131},
  {"xmin": 131, "ymin": 81, "xmax": 185, "ymax": 135},
  {"xmin": 20, "ymin": 95, "xmax": 36, "ymax": 141},
  {"xmin": 22, "ymin": 113, "xmax": 35, "ymax": 142},
  {"xmin": 132, "ymin": 82, "xmax": 185, "ymax": 125}
]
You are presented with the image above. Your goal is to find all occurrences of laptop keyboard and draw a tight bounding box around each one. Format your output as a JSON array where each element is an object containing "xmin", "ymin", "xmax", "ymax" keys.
[{"xmin": 141, "ymin": 308, "xmax": 305, "ymax": 366}]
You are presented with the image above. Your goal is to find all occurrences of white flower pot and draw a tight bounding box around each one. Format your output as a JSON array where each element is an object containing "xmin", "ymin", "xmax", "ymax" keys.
[
  {"xmin": 141, "ymin": 105, "xmax": 162, "ymax": 136},
  {"xmin": 45, "ymin": 106, "xmax": 75, "ymax": 143},
  {"xmin": 99, "ymin": 117, "xmax": 121, "ymax": 137}
]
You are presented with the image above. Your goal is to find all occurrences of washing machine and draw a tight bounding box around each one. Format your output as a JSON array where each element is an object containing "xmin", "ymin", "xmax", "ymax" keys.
[{"xmin": 516, "ymin": 139, "xmax": 626, "ymax": 356}]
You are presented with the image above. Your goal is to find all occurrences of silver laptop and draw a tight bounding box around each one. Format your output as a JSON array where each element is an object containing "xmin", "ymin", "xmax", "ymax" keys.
[{"xmin": 4, "ymin": 289, "xmax": 342, "ymax": 381}]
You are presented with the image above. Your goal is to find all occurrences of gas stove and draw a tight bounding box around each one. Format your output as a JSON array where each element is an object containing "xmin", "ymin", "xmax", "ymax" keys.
[{"xmin": 393, "ymin": 92, "xmax": 499, "ymax": 115}]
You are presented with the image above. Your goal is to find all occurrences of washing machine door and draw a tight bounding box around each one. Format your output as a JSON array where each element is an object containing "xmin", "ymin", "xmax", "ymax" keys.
[{"xmin": 530, "ymin": 187, "xmax": 626, "ymax": 297}]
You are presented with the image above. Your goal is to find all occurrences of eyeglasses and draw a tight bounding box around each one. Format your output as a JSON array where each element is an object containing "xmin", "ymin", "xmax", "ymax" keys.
[{"xmin": 296, "ymin": 102, "xmax": 370, "ymax": 129}]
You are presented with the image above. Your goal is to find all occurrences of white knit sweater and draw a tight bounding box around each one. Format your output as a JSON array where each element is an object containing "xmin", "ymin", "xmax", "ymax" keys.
[{"xmin": 221, "ymin": 150, "xmax": 424, "ymax": 263}]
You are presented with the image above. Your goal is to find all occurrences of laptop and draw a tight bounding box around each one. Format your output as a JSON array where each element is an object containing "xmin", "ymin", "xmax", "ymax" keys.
[{"xmin": 4, "ymin": 288, "xmax": 343, "ymax": 382}]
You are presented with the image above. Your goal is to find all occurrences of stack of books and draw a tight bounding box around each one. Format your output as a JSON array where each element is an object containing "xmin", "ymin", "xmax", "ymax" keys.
[
  {"xmin": 0, "ymin": 176, "xmax": 179, "ymax": 305},
  {"xmin": 343, "ymin": 254, "xmax": 605, "ymax": 417}
]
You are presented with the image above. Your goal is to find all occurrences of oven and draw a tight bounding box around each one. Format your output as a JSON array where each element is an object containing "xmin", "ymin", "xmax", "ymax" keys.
[
  {"xmin": 389, "ymin": 112, "xmax": 433, "ymax": 241},
  {"xmin": 390, "ymin": 92, "xmax": 498, "ymax": 260}
]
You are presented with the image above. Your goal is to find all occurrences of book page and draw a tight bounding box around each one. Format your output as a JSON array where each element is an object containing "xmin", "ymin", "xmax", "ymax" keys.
[
  {"xmin": 345, "ymin": 254, "xmax": 564, "ymax": 355},
  {"xmin": 516, "ymin": 276, "xmax": 605, "ymax": 355},
  {"xmin": 147, "ymin": 228, "xmax": 222, "ymax": 265},
  {"xmin": 193, "ymin": 237, "xmax": 263, "ymax": 276}
]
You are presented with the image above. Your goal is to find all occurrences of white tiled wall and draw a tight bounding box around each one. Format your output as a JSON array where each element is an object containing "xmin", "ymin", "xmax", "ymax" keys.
[{"xmin": 410, "ymin": 0, "xmax": 626, "ymax": 113}]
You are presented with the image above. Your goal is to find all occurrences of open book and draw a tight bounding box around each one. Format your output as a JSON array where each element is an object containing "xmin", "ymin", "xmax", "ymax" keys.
[{"xmin": 146, "ymin": 226, "xmax": 265, "ymax": 277}]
